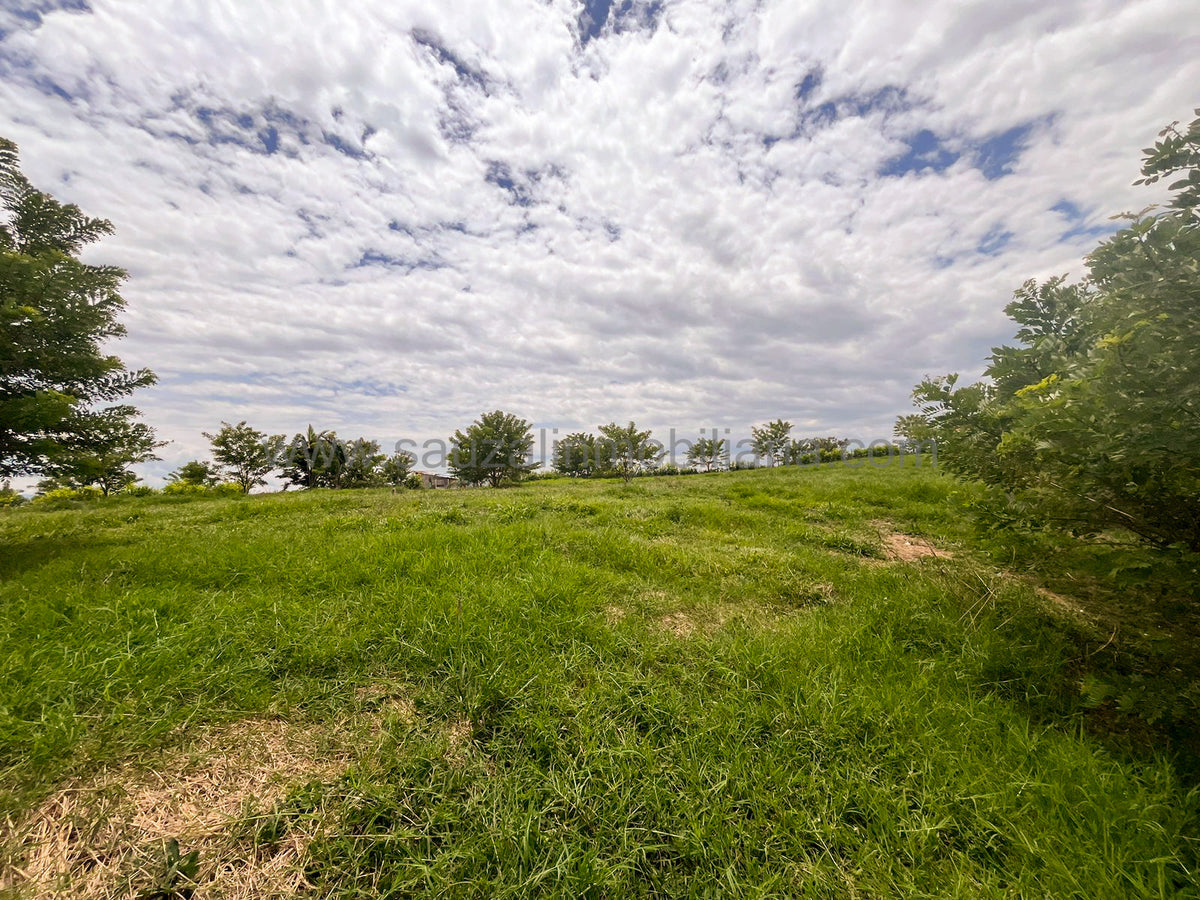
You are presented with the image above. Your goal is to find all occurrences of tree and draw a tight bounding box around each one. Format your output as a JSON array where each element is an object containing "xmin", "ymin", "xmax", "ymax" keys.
[
  {"xmin": 278, "ymin": 429, "xmax": 394, "ymax": 489},
  {"xmin": 449, "ymin": 410, "xmax": 538, "ymax": 487},
  {"xmin": 597, "ymin": 421, "xmax": 663, "ymax": 483},
  {"xmin": 168, "ymin": 459, "xmax": 221, "ymax": 487},
  {"xmin": 380, "ymin": 450, "xmax": 416, "ymax": 486},
  {"xmin": 687, "ymin": 436, "xmax": 727, "ymax": 472},
  {"xmin": 279, "ymin": 426, "xmax": 340, "ymax": 489},
  {"xmin": 750, "ymin": 419, "xmax": 792, "ymax": 467},
  {"xmin": 205, "ymin": 421, "xmax": 285, "ymax": 494},
  {"xmin": 44, "ymin": 411, "xmax": 164, "ymax": 496},
  {"xmin": 340, "ymin": 438, "xmax": 386, "ymax": 488},
  {"xmin": 0, "ymin": 136, "xmax": 157, "ymax": 478},
  {"xmin": 892, "ymin": 415, "xmax": 933, "ymax": 448},
  {"xmin": 0, "ymin": 480, "xmax": 23, "ymax": 507},
  {"xmin": 788, "ymin": 435, "xmax": 849, "ymax": 464},
  {"xmin": 906, "ymin": 110, "xmax": 1200, "ymax": 553},
  {"xmin": 552, "ymin": 432, "xmax": 599, "ymax": 477}
]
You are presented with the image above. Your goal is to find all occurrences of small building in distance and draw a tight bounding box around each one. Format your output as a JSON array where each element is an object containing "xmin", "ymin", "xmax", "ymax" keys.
[{"xmin": 415, "ymin": 471, "xmax": 459, "ymax": 489}]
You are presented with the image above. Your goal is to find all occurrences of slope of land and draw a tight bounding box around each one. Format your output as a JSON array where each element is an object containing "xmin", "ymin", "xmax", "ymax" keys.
[{"xmin": 1, "ymin": 462, "xmax": 1196, "ymax": 897}]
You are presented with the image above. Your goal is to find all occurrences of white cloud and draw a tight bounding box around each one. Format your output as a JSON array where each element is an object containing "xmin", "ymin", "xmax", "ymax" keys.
[{"xmin": 1, "ymin": 0, "xmax": 1197, "ymax": 482}]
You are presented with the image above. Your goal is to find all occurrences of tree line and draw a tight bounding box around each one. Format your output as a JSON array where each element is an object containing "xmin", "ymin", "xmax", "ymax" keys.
[
  {"xmin": 0, "ymin": 133, "xmax": 873, "ymax": 503},
  {"xmin": 8, "ymin": 413, "xmax": 875, "ymax": 504}
]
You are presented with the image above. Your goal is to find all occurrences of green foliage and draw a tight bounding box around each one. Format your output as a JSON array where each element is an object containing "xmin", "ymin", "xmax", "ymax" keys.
[
  {"xmin": 167, "ymin": 460, "xmax": 220, "ymax": 488},
  {"xmin": 907, "ymin": 110, "xmax": 1200, "ymax": 555},
  {"xmin": 43, "ymin": 413, "xmax": 164, "ymax": 496},
  {"xmin": 31, "ymin": 485, "xmax": 101, "ymax": 505},
  {"xmin": 380, "ymin": 450, "xmax": 416, "ymax": 486},
  {"xmin": 205, "ymin": 421, "xmax": 284, "ymax": 494},
  {"xmin": 596, "ymin": 421, "xmax": 663, "ymax": 483},
  {"xmin": 339, "ymin": 438, "xmax": 386, "ymax": 488},
  {"xmin": 686, "ymin": 435, "xmax": 727, "ymax": 471},
  {"xmin": 788, "ymin": 435, "xmax": 850, "ymax": 465},
  {"xmin": 0, "ymin": 480, "xmax": 24, "ymax": 508},
  {"xmin": 161, "ymin": 481, "xmax": 208, "ymax": 496},
  {"xmin": 280, "ymin": 426, "xmax": 339, "ymax": 490},
  {"xmin": 750, "ymin": 418, "xmax": 792, "ymax": 466},
  {"xmin": 1134, "ymin": 112, "xmax": 1200, "ymax": 211},
  {"xmin": 137, "ymin": 838, "xmax": 200, "ymax": 900},
  {"xmin": 893, "ymin": 415, "xmax": 932, "ymax": 446},
  {"xmin": 0, "ymin": 137, "xmax": 157, "ymax": 480},
  {"xmin": 279, "ymin": 428, "xmax": 388, "ymax": 489},
  {"xmin": 552, "ymin": 431, "xmax": 598, "ymax": 477},
  {"xmin": 402, "ymin": 471, "xmax": 423, "ymax": 490},
  {"xmin": 449, "ymin": 410, "xmax": 538, "ymax": 487}
]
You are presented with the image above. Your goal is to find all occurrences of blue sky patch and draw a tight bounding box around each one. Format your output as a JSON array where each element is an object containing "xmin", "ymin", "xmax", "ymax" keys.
[
  {"xmin": 796, "ymin": 84, "xmax": 913, "ymax": 134},
  {"xmin": 7, "ymin": 0, "xmax": 92, "ymax": 29},
  {"xmin": 485, "ymin": 161, "xmax": 535, "ymax": 206},
  {"xmin": 579, "ymin": 0, "xmax": 612, "ymax": 43},
  {"xmin": 879, "ymin": 129, "xmax": 959, "ymax": 177},
  {"xmin": 795, "ymin": 68, "xmax": 822, "ymax": 101},
  {"xmin": 977, "ymin": 225, "xmax": 1013, "ymax": 256},
  {"xmin": 259, "ymin": 125, "xmax": 279, "ymax": 154},
  {"xmin": 1052, "ymin": 198, "xmax": 1118, "ymax": 243},
  {"xmin": 31, "ymin": 74, "xmax": 73, "ymax": 102},
  {"xmin": 972, "ymin": 121, "xmax": 1035, "ymax": 180},
  {"xmin": 352, "ymin": 248, "xmax": 445, "ymax": 273},
  {"xmin": 339, "ymin": 378, "xmax": 409, "ymax": 398},
  {"xmin": 412, "ymin": 29, "xmax": 489, "ymax": 91},
  {"xmin": 322, "ymin": 130, "xmax": 368, "ymax": 159},
  {"xmin": 578, "ymin": 0, "xmax": 662, "ymax": 45}
]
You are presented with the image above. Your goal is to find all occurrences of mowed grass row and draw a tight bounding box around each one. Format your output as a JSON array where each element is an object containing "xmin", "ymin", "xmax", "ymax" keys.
[{"xmin": 1, "ymin": 462, "xmax": 1197, "ymax": 897}]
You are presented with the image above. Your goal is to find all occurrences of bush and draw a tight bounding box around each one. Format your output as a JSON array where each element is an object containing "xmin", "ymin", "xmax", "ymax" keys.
[
  {"xmin": 162, "ymin": 482, "xmax": 208, "ymax": 496},
  {"xmin": 161, "ymin": 481, "xmax": 246, "ymax": 498},
  {"xmin": 906, "ymin": 111, "xmax": 1200, "ymax": 555},
  {"xmin": 0, "ymin": 484, "xmax": 25, "ymax": 508},
  {"xmin": 32, "ymin": 486, "xmax": 102, "ymax": 505},
  {"xmin": 122, "ymin": 484, "xmax": 158, "ymax": 497}
]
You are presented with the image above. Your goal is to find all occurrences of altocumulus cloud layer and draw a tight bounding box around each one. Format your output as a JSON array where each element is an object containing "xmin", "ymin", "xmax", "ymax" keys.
[{"xmin": 1, "ymin": 0, "xmax": 1197, "ymax": 479}]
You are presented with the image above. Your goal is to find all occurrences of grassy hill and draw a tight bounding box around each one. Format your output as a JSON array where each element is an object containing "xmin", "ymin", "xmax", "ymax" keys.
[{"xmin": 1, "ymin": 462, "xmax": 1197, "ymax": 897}]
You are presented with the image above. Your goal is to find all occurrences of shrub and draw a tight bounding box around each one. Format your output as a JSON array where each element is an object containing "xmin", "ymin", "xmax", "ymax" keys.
[
  {"xmin": 162, "ymin": 482, "xmax": 208, "ymax": 496},
  {"xmin": 0, "ymin": 483, "xmax": 25, "ymax": 508},
  {"xmin": 32, "ymin": 486, "xmax": 102, "ymax": 505},
  {"xmin": 905, "ymin": 111, "xmax": 1200, "ymax": 555}
]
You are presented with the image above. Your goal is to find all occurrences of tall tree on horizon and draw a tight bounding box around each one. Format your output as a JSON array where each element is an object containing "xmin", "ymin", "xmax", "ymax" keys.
[
  {"xmin": 750, "ymin": 419, "xmax": 792, "ymax": 467},
  {"xmin": 449, "ymin": 410, "xmax": 538, "ymax": 487},
  {"xmin": 597, "ymin": 421, "xmax": 663, "ymax": 483},
  {"xmin": 205, "ymin": 421, "xmax": 285, "ymax": 493}
]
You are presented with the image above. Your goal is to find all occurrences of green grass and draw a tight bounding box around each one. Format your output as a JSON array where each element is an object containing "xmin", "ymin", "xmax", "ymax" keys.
[{"xmin": 2, "ymin": 462, "xmax": 1198, "ymax": 897}]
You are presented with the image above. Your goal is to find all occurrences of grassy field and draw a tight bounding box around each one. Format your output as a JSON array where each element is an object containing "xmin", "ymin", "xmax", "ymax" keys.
[{"xmin": 1, "ymin": 461, "xmax": 1197, "ymax": 897}]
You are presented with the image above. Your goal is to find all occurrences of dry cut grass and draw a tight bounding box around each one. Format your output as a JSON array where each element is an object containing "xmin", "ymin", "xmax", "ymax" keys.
[{"xmin": 2, "ymin": 718, "xmax": 349, "ymax": 899}]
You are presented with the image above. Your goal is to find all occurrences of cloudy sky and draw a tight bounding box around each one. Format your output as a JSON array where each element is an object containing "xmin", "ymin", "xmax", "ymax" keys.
[{"xmin": 2, "ymin": 0, "xmax": 1197, "ymax": 479}]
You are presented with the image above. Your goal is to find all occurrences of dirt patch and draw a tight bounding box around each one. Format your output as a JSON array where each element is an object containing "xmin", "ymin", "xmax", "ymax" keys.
[
  {"xmin": 1035, "ymin": 586, "xmax": 1088, "ymax": 617},
  {"xmin": 444, "ymin": 718, "xmax": 474, "ymax": 768},
  {"xmin": 1, "ymin": 718, "xmax": 349, "ymax": 899},
  {"xmin": 657, "ymin": 612, "xmax": 697, "ymax": 638},
  {"xmin": 355, "ymin": 682, "xmax": 418, "ymax": 727},
  {"xmin": 879, "ymin": 530, "xmax": 954, "ymax": 562},
  {"xmin": 604, "ymin": 605, "xmax": 627, "ymax": 624}
]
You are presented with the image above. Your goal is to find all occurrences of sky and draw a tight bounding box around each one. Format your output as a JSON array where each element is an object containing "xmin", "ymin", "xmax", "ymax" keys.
[{"xmin": 1, "ymin": 0, "xmax": 1198, "ymax": 482}]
